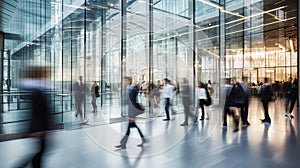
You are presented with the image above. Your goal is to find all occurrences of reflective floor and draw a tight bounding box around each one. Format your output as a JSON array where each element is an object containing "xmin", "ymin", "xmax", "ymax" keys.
[{"xmin": 0, "ymin": 97, "xmax": 299, "ymax": 168}]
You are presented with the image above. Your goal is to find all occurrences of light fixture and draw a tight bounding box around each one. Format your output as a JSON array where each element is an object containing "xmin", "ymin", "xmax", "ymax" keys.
[{"xmin": 107, "ymin": 3, "xmax": 115, "ymax": 7}]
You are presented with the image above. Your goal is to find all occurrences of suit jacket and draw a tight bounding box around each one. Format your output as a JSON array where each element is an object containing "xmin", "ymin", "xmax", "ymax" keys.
[
  {"xmin": 261, "ymin": 84, "xmax": 271, "ymax": 103},
  {"xmin": 127, "ymin": 85, "xmax": 143, "ymax": 118},
  {"xmin": 73, "ymin": 81, "xmax": 85, "ymax": 100},
  {"xmin": 283, "ymin": 81, "xmax": 292, "ymax": 98},
  {"xmin": 30, "ymin": 89, "xmax": 50, "ymax": 133},
  {"xmin": 225, "ymin": 84, "xmax": 239, "ymax": 107},
  {"xmin": 180, "ymin": 84, "xmax": 192, "ymax": 105}
]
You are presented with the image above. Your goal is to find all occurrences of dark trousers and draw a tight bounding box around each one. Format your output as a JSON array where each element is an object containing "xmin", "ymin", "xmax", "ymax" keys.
[
  {"xmin": 165, "ymin": 98, "xmax": 170, "ymax": 119},
  {"xmin": 263, "ymin": 102, "xmax": 271, "ymax": 121},
  {"xmin": 75, "ymin": 95, "xmax": 84, "ymax": 118},
  {"xmin": 240, "ymin": 103, "xmax": 249, "ymax": 124},
  {"xmin": 289, "ymin": 97, "xmax": 297, "ymax": 113},
  {"xmin": 199, "ymin": 99, "xmax": 205, "ymax": 119},
  {"xmin": 91, "ymin": 95, "xmax": 97, "ymax": 111},
  {"xmin": 18, "ymin": 137, "xmax": 45, "ymax": 168},
  {"xmin": 223, "ymin": 107, "xmax": 230, "ymax": 124},
  {"xmin": 32, "ymin": 138, "xmax": 45, "ymax": 168},
  {"xmin": 126, "ymin": 122, "xmax": 144, "ymax": 138},
  {"xmin": 183, "ymin": 104, "xmax": 194, "ymax": 123}
]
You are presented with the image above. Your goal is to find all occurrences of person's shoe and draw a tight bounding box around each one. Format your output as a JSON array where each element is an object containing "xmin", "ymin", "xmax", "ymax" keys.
[
  {"xmin": 115, "ymin": 135, "xmax": 129, "ymax": 149},
  {"xmin": 115, "ymin": 145, "xmax": 126, "ymax": 149},
  {"xmin": 180, "ymin": 123, "xmax": 188, "ymax": 126},
  {"xmin": 199, "ymin": 118, "xmax": 204, "ymax": 121},
  {"xmin": 163, "ymin": 118, "xmax": 170, "ymax": 121},
  {"xmin": 137, "ymin": 137, "xmax": 148, "ymax": 147},
  {"xmin": 285, "ymin": 113, "xmax": 290, "ymax": 119},
  {"xmin": 233, "ymin": 127, "xmax": 239, "ymax": 132},
  {"xmin": 142, "ymin": 137, "xmax": 147, "ymax": 143},
  {"xmin": 290, "ymin": 114, "xmax": 294, "ymax": 119},
  {"xmin": 193, "ymin": 118, "xmax": 198, "ymax": 125},
  {"xmin": 80, "ymin": 119, "xmax": 88, "ymax": 124},
  {"xmin": 75, "ymin": 114, "xmax": 78, "ymax": 118},
  {"xmin": 222, "ymin": 123, "xmax": 227, "ymax": 127},
  {"xmin": 115, "ymin": 144, "xmax": 123, "ymax": 148},
  {"xmin": 261, "ymin": 119, "xmax": 271, "ymax": 124},
  {"xmin": 242, "ymin": 122, "xmax": 250, "ymax": 127}
]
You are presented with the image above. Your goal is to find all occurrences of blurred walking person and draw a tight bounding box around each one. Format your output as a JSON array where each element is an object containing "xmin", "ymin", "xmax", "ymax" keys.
[
  {"xmin": 180, "ymin": 78, "xmax": 196, "ymax": 126},
  {"xmin": 73, "ymin": 76, "xmax": 87, "ymax": 124},
  {"xmin": 91, "ymin": 81, "xmax": 99, "ymax": 113},
  {"xmin": 18, "ymin": 66, "xmax": 51, "ymax": 168},
  {"xmin": 115, "ymin": 77, "xmax": 146, "ymax": 149},
  {"xmin": 196, "ymin": 82, "xmax": 208, "ymax": 120},
  {"xmin": 222, "ymin": 78, "xmax": 233, "ymax": 127},
  {"xmin": 239, "ymin": 76, "xmax": 251, "ymax": 126},
  {"xmin": 283, "ymin": 77, "xmax": 293, "ymax": 118},
  {"xmin": 224, "ymin": 82, "xmax": 240, "ymax": 132},
  {"xmin": 287, "ymin": 78, "xmax": 298, "ymax": 119},
  {"xmin": 260, "ymin": 77, "xmax": 272, "ymax": 124},
  {"xmin": 162, "ymin": 78, "xmax": 174, "ymax": 121}
]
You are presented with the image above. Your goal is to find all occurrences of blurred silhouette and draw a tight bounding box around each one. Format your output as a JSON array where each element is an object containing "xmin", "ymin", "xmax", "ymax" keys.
[
  {"xmin": 180, "ymin": 78, "xmax": 196, "ymax": 126},
  {"xmin": 288, "ymin": 78, "xmax": 298, "ymax": 119},
  {"xmin": 162, "ymin": 78, "xmax": 174, "ymax": 121},
  {"xmin": 224, "ymin": 82, "xmax": 240, "ymax": 132},
  {"xmin": 148, "ymin": 83, "xmax": 159, "ymax": 109},
  {"xmin": 90, "ymin": 81, "xmax": 99, "ymax": 113},
  {"xmin": 196, "ymin": 82, "xmax": 209, "ymax": 120},
  {"xmin": 115, "ymin": 77, "xmax": 146, "ymax": 149},
  {"xmin": 239, "ymin": 76, "xmax": 251, "ymax": 126},
  {"xmin": 19, "ymin": 65, "xmax": 51, "ymax": 168},
  {"xmin": 260, "ymin": 77, "xmax": 272, "ymax": 124},
  {"xmin": 283, "ymin": 77, "xmax": 293, "ymax": 116},
  {"xmin": 222, "ymin": 78, "xmax": 233, "ymax": 127},
  {"xmin": 73, "ymin": 76, "xmax": 88, "ymax": 124}
]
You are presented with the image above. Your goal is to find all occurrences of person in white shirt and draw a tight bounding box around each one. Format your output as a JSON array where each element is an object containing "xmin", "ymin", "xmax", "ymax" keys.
[
  {"xmin": 196, "ymin": 82, "xmax": 208, "ymax": 120},
  {"xmin": 162, "ymin": 78, "xmax": 173, "ymax": 121}
]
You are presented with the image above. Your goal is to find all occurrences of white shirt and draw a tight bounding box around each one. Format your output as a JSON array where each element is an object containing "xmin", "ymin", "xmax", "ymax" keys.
[
  {"xmin": 163, "ymin": 84, "xmax": 174, "ymax": 99},
  {"xmin": 196, "ymin": 87, "xmax": 207, "ymax": 100}
]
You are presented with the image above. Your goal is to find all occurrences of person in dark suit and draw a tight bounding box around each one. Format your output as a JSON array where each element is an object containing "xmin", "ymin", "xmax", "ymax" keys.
[
  {"xmin": 260, "ymin": 77, "xmax": 272, "ymax": 124},
  {"xmin": 222, "ymin": 78, "xmax": 233, "ymax": 127},
  {"xmin": 73, "ymin": 76, "xmax": 87, "ymax": 123},
  {"xmin": 288, "ymin": 78, "xmax": 298, "ymax": 119},
  {"xmin": 115, "ymin": 77, "xmax": 146, "ymax": 149},
  {"xmin": 239, "ymin": 76, "xmax": 250, "ymax": 126},
  {"xmin": 90, "ymin": 81, "xmax": 99, "ymax": 113},
  {"xmin": 180, "ymin": 78, "xmax": 196, "ymax": 126},
  {"xmin": 224, "ymin": 82, "xmax": 240, "ymax": 132},
  {"xmin": 283, "ymin": 77, "xmax": 293, "ymax": 117},
  {"xmin": 18, "ymin": 66, "xmax": 51, "ymax": 168}
]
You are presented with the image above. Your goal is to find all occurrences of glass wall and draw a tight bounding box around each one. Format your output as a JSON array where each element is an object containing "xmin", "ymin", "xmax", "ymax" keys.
[{"xmin": 0, "ymin": 0, "xmax": 298, "ymax": 133}]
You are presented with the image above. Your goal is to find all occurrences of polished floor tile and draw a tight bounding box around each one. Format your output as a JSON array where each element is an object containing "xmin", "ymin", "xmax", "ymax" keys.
[{"xmin": 0, "ymin": 97, "xmax": 299, "ymax": 168}]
